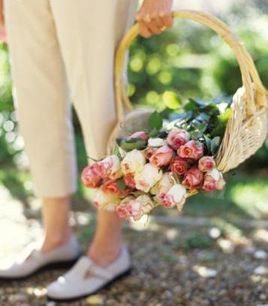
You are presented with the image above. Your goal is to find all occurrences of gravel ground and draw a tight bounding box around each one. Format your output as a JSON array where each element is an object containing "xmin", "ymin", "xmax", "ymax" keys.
[{"xmin": 0, "ymin": 217, "xmax": 267, "ymax": 306}]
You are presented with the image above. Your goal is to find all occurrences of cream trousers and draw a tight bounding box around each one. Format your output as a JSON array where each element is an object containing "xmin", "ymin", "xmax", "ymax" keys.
[{"xmin": 5, "ymin": 0, "xmax": 138, "ymax": 197}]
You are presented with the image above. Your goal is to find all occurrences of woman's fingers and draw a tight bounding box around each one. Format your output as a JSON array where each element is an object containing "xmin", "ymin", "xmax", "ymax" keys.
[
  {"xmin": 159, "ymin": 12, "xmax": 173, "ymax": 29},
  {"xmin": 142, "ymin": 15, "xmax": 163, "ymax": 36},
  {"xmin": 136, "ymin": 0, "xmax": 173, "ymax": 38},
  {"xmin": 139, "ymin": 21, "xmax": 153, "ymax": 38}
]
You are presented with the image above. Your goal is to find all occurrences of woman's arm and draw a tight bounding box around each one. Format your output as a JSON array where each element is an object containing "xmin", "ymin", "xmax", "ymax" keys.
[{"xmin": 136, "ymin": 0, "xmax": 173, "ymax": 38}]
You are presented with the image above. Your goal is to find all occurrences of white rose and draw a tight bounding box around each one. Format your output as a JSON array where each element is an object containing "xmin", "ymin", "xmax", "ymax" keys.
[
  {"xmin": 148, "ymin": 138, "xmax": 166, "ymax": 147},
  {"xmin": 159, "ymin": 184, "xmax": 186, "ymax": 210},
  {"xmin": 207, "ymin": 168, "xmax": 221, "ymax": 181},
  {"xmin": 168, "ymin": 184, "xmax": 186, "ymax": 202},
  {"xmin": 121, "ymin": 149, "xmax": 146, "ymax": 175},
  {"xmin": 93, "ymin": 189, "xmax": 120, "ymax": 211},
  {"xmin": 134, "ymin": 163, "xmax": 162, "ymax": 193},
  {"xmin": 136, "ymin": 194, "xmax": 154, "ymax": 215},
  {"xmin": 150, "ymin": 172, "xmax": 175, "ymax": 195},
  {"xmin": 100, "ymin": 155, "xmax": 122, "ymax": 179}
]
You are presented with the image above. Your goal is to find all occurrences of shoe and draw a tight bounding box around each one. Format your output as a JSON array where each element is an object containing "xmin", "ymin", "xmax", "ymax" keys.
[
  {"xmin": 0, "ymin": 235, "xmax": 82, "ymax": 280},
  {"xmin": 47, "ymin": 246, "xmax": 132, "ymax": 302}
]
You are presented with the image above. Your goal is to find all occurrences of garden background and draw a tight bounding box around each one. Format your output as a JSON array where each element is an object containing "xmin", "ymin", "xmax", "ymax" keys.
[{"xmin": 0, "ymin": 0, "xmax": 267, "ymax": 305}]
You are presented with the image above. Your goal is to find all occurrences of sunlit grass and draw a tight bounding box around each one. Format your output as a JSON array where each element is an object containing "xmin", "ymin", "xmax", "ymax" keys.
[{"xmin": 230, "ymin": 180, "xmax": 268, "ymax": 218}]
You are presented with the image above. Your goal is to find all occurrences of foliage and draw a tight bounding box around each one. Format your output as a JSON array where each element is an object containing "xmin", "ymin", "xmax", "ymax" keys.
[{"xmin": 0, "ymin": 1, "xmax": 267, "ymax": 202}]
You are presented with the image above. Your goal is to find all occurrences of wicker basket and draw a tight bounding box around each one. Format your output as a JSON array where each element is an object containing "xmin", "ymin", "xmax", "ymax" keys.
[{"xmin": 108, "ymin": 10, "xmax": 268, "ymax": 173}]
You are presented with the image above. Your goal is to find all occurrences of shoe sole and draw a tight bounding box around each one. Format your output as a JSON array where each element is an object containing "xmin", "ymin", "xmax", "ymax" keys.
[
  {"xmin": 46, "ymin": 267, "xmax": 132, "ymax": 303},
  {"xmin": 0, "ymin": 255, "xmax": 82, "ymax": 282}
]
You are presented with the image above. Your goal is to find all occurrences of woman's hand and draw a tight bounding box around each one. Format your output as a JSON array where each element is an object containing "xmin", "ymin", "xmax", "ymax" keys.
[
  {"xmin": 136, "ymin": 0, "xmax": 173, "ymax": 38},
  {"xmin": 0, "ymin": 0, "xmax": 7, "ymax": 42}
]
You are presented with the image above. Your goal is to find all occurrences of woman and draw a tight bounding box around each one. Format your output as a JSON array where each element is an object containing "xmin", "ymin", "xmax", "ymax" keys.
[{"xmin": 0, "ymin": 0, "xmax": 173, "ymax": 301}]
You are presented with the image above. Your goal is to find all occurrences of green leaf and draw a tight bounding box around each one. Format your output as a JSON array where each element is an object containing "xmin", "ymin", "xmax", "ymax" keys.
[
  {"xmin": 119, "ymin": 138, "xmax": 147, "ymax": 151},
  {"xmin": 148, "ymin": 128, "xmax": 159, "ymax": 138},
  {"xmin": 112, "ymin": 144, "xmax": 122, "ymax": 159},
  {"xmin": 211, "ymin": 136, "xmax": 221, "ymax": 155},
  {"xmin": 195, "ymin": 112, "xmax": 210, "ymax": 122},
  {"xmin": 189, "ymin": 98, "xmax": 208, "ymax": 107},
  {"xmin": 159, "ymin": 107, "xmax": 174, "ymax": 119},
  {"xmin": 190, "ymin": 130, "xmax": 203, "ymax": 140},
  {"xmin": 184, "ymin": 99, "xmax": 199, "ymax": 112},
  {"xmin": 203, "ymin": 135, "xmax": 212, "ymax": 154},
  {"xmin": 169, "ymin": 111, "xmax": 193, "ymax": 122},
  {"xmin": 116, "ymin": 178, "xmax": 127, "ymax": 191},
  {"xmin": 148, "ymin": 111, "xmax": 163, "ymax": 131},
  {"xmin": 218, "ymin": 108, "xmax": 232, "ymax": 124}
]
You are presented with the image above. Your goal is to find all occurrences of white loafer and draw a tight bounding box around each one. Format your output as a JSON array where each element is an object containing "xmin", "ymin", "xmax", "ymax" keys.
[
  {"xmin": 47, "ymin": 246, "xmax": 132, "ymax": 302},
  {"xmin": 0, "ymin": 235, "xmax": 82, "ymax": 280}
]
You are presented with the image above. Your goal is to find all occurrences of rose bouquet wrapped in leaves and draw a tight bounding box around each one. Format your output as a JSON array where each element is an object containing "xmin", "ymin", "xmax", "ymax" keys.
[{"xmin": 81, "ymin": 98, "xmax": 230, "ymax": 221}]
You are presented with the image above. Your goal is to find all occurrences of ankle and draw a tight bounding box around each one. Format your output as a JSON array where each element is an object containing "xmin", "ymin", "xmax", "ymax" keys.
[
  {"xmin": 87, "ymin": 242, "xmax": 122, "ymax": 267},
  {"xmin": 41, "ymin": 228, "xmax": 72, "ymax": 252}
]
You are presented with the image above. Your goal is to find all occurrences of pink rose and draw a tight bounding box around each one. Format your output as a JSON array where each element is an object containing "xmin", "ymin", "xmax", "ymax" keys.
[
  {"xmin": 116, "ymin": 197, "xmax": 141, "ymax": 220},
  {"xmin": 99, "ymin": 155, "xmax": 122, "ymax": 180},
  {"xmin": 170, "ymin": 156, "xmax": 188, "ymax": 175},
  {"xmin": 129, "ymin": 131, "xmax": 149, "ymax": 140},
  {"xmin": 144, "ymin": 147, "xmax": 157, "ymax": 160},
  {"xmin": 158, "ymin": 184, "xmax": 186, "ymax": 209},
  {"xmin": 101, "ymin": 180, "xmax": 130, "ymax": 196},
  {"xmin": 167, "ymin": 129, "xmax": 190, "ymax": 150},
  {"xmin": 182, "ymin": 167, "xmax": 204, "ymax": 190},
  {"xmin": 123, "ymin": 173, "xmax": 136, "ymax": 189},
  {"xmin": 205, "ymin": 169, "xmax": 226, "ymax": 191},
  {"xmin": 149, "ymin": 145, "xmax": 174, "ymax": 167},
  {"xmin": 81, "ymin": 163, "xmax": 103, "ymax": 188},
  {"xmin": 131, "ymin": 195, "xmax": 154, "ymax": 221},
  {"xmin": 202, "ymin": 175, "xmax": 217, "ymax": 192},
  {"xmin": 116, "ymin": 195, "xmax": 154, "ymax": 221},
  {"xmin": 198, "ymin": 156, "xmax": 216, "ymax": 172},
  {"xmin": 178, "ymin": 140, "xmax": 204, "ymax": 160}
]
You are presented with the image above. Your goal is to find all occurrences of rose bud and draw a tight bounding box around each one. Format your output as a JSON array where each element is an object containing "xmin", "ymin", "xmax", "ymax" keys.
[
  {"xmin": 101, "ymin": 180, "xmax": 130, "ymax": 196},
  {"xmin": 129, "ymin": 131, "xmax": 149, "ymax": 140},
  {"xmin": 170, "ymin": 156, "xmax": 189, "ymax": 175},
  {"xmin": 158, "ymin": 184, "xmax": 186, "ymax": 209},
  {"xmin": 149, "ymin": 145, "xmax": 174, "ymax": 168},
  {"xmin": 121, "ymin": 149, "xmax": 146, "ymax": 175},
  {"xmin": 206, "ymin": 169, "xmax": 226, "ymax": 190},
  {"xmin": 116, "ymin": 196, "xmax": 141, "ymax": 220},
  {"xmin": 167, "ymin": 129, "xmax": 190, "ymax": 150},
  {"xmin": 178, "ymin": 140, "xmax": 204, "ymax": 160},
  {"xmin": 150, "ymin": 172, "xmax": 175, "ymax": 196},
  {"xmin": 134, "ymin": 163, "xmax": 162, "ymax": 193},
  {"xmin": 123, "ymin": 173, "xmax": 136, "ymax": 189},
  {"xmin": 81, "ymin": 163, "xmax": 103, "ymax": 188},
  {"xmin": 93, "ymin": 189, "xmax": 120, "ymax": 211},
  {"xmin": 144, "ymin": 146, "xmax": 157, "ymax": 160},
  {"xmin": 148, "ymin": 137, "xmax": 166, "ymax": 147},
  {"xmin": 198, "ymin": 156, "xmax": 216, "ymax": 172},
  {"xmin": 99, "ymin": 155, "xmax": 122, "ymax": 180},
  {"xmin": 202, "ymin": 175, "xmax": 217, "ymax": 192},
  {"xmin": 128, "ymin": 195, "xmax": 155, "ymax": 221},
  {"xmin": 182, "ymin": 167, "xmax": 204, "ymax": 189},
  {"xmin": 216, "ymin": 177, "xmax": 226, "ymax": 190}
]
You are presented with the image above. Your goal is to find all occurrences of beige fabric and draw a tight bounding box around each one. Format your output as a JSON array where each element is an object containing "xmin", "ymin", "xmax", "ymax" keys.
[{"xmin": 4, "ymin": 0, "xmax": 138, "ymax": 197}]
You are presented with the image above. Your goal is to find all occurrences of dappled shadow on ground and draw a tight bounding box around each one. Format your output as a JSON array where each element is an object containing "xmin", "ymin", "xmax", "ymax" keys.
[{"xmin": 0, "ymin": 205, "xmax": 267, "ymax": 306}]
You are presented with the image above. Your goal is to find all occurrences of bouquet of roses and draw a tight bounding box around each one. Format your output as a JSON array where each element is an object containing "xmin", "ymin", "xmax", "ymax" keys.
[{"xmin": 81, "ymin": 98, "xmax": 231, "ymax": 221}]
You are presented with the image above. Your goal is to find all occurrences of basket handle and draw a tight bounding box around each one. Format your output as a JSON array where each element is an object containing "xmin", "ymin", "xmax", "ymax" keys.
[{"xmin": 114, "ymin": 10, "xmax": 267, "ymax": 122}]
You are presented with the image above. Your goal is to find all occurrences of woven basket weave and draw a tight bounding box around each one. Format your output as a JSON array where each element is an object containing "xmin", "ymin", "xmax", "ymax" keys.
[{"xmin": 108, "ymin": 10, "xmax": 268, "ymax": 173}]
